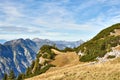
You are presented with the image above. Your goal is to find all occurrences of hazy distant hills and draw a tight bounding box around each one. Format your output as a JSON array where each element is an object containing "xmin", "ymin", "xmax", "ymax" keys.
[
  {"xmin": 0, "ymin": 38, "xmax": 83, "ymax": 79},
  {"xmin": 0, "ymin": 39, "xmax": 7, "ymax": 44},
  {"xmin": 32, "ymin": 38, "xmax": 84, "ymax": 50}
]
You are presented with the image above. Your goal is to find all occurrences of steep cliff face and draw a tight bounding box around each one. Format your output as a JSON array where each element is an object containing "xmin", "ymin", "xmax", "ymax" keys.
[{"xmin": 0, "ymin": 39, "xmax": 37, "ymax": 78}]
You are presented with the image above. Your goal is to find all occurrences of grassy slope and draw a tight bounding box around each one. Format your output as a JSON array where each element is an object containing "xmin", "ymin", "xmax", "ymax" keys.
[
  {"xmin": 49, "ymin": 49, "xmax": 80, "ymax": 67},
  {"xmin": 26, "ymin": 58, "xmax": 120, "ymax": 80}
]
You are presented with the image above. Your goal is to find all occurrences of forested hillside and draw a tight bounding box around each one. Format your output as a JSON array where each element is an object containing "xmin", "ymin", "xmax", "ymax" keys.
[{"xmin": 77, "ymin": 23, "xmax": 120, "ymax": 62}]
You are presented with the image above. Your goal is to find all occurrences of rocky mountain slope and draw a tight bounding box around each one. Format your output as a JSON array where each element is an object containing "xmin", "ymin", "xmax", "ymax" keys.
[
  {"xmin": 0, "ymin": 38, "xmax": 83, "ymax": 79},
  {"xmin": 0, "ymin": 39, "xmax": 37, "ymax": 79}
]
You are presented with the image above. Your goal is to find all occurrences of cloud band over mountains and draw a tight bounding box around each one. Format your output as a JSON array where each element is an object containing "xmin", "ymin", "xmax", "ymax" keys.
[{"xmin": 0, "ymin": 0, "xmax": 120, "ymax": 40}]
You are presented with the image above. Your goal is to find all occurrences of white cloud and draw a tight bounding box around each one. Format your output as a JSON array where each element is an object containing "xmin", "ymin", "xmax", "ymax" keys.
[
  {"xmin": 75, "ymin": 0, "xmax": 98, "ymax": 12},
  {"xmin": 0, "ymin": 0, "xmax": 120, "ymax": 41},
  {"xmin": 31, "ymin": 1, "xmax": 95, "ymax": 32},
  {"xmin": 0, "ymin": 2, "xmax": 24, "ymax": 22},
  {"xmin": 2, "ymin": 5, "xmax": 23, "ymax": 17}
]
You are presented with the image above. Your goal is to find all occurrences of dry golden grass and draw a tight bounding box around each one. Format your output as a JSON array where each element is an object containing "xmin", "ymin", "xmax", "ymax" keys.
[
  {"xmin": 113, "ymin": 45, "xmax": 120, "ymax": 50},
  {"xmin": 50, "ymin": 49, "xmax": 80, "ymax": 67},
  {"xmin": 26, "ymin": 51, "xmax": 120, "ymax": 80},
  {"xmin": 110, "ymin": 29, "xmax": 120, "ymax": 36}
]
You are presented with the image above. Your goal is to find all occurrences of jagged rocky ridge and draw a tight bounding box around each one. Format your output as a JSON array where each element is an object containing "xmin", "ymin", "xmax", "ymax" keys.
[{"xmin": 0, "ymin": 38, "xmax": 83, "ymax": 79}]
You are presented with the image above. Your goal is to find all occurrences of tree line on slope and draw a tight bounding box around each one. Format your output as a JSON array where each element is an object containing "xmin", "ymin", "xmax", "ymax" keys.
[
  {"xmin": 77, "ymin": 36, "xmax": 120, "ymax": 62},
  {"xmin": 76, "ymin": 23, "xmax": 120, "ymax": 62},
  {"xmin": 92, "ymin": 23, "xmax": 120, "ymax": 41}
]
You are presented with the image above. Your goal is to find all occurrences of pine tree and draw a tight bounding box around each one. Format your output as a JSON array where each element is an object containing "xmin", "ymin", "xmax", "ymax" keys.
[
  {"xmin": 25, "ymin": 67, "xmax": 32, "ymax": 77},
  {"xmin": 30, "ymin": 61, "xmax": 35, "ymax": 70},
  {"xmin": 33, "ymin": 58, "xmax": 40, "ymax": 73},
  {"xmin": 8, "ymin": 70, "xmax": 15, "ymax": 80},
  {"xmin": 17, "ymin": 74, "xmax": 24, "ymax": 80},
  {"xmin": 2, "ymin": 73, "xmax": 8, "ymax": 80}
]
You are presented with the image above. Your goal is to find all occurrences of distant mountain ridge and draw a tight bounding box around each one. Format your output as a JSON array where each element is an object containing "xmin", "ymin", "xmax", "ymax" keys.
[
  {"xmin": 0, "ymin": 38, "xmax": 84, "ymax": 79},
  {"xmin": 0, "ymin": 39, "xmax": 7, "ymax": 44},
  {"xmin": 32, "ymin": 38, "xmax": 84, "ymax": 49}
]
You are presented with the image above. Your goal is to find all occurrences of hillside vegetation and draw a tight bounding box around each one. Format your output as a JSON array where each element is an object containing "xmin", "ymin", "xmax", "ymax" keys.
[
  {"xmin": 76, "ymin": 23, "xmax": 120, "ymax": 62},
  {"xmin": 92, "ymin": 23, "xmax": 120, "ymax": 40},
  {"xmin": 26, "ymin": 58, "xmax": 120, "ymax": 80}
]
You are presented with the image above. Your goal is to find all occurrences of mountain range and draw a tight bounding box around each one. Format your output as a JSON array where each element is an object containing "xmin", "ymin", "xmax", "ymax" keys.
[{"xmin": 0, "ymin": 38, "xmax": 84, "ymax": 79}]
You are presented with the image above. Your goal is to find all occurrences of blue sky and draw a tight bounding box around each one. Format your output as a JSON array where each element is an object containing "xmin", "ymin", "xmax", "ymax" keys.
[{"xmin": 0, "ymin": 0, "xmax": 120, "ymax": 41}]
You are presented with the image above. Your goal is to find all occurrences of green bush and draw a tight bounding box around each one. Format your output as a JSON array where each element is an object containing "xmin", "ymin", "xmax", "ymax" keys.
[
  {"xmin": 40, "ymin": 45, "xmax": 56, "ymax": 59},
  {"xmin": 17, "ymin": 74, "xmax": 24, "ymax": 80},
  {"xmin": 107, "ymin": 55, "xmax": 116, "ymax": 59},
  {"xmin": 38, "ymin": 64, "xmax": 55, "ymax": 74}
]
